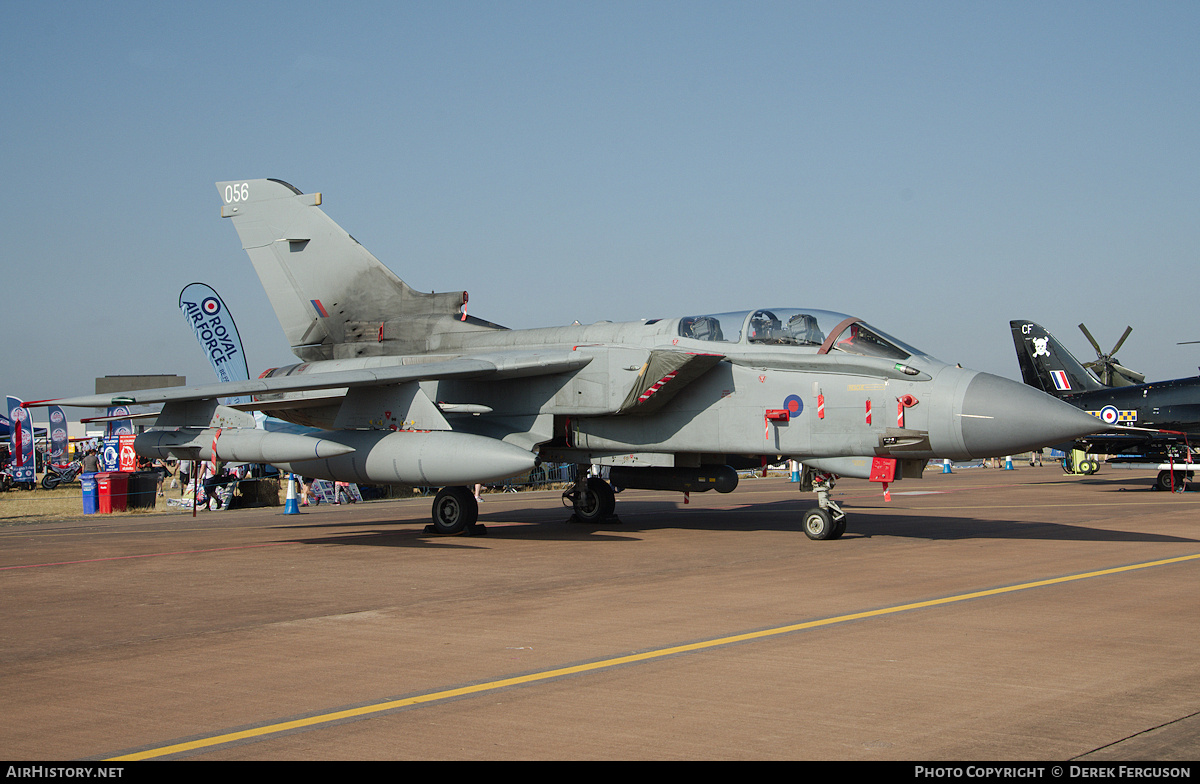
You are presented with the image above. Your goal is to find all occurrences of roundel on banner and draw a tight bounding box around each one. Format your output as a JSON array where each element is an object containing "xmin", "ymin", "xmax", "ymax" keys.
[
  {"xmin": 201, "ymin": 297, "xmax": 222, "ymax": 316},
  {"xmin": 783, "ymin": 394, "xmax": 804, "ymax": 417},
  {"xmin": 1099, "ymin": 405, "xmax": 1119, "ymax": 425},
  {"xmin": 51, "ymin": 410, "xmax": 64, "ymax": 424}
]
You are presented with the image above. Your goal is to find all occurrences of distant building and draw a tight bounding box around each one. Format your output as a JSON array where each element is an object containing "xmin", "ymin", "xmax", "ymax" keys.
[{"xmin": 91, "ymin": 375, "xmax": 187, "ymax": 436}]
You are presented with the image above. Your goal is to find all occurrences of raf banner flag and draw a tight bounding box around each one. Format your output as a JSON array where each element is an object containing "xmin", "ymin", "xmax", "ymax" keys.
[
  {"xmin": 48, "ymin": 405, "xmax": 68, "ymax": 464},
  {"xmin": 7, "ymin": 397, "xmax": 35, "ymax": 484},
  {"xmin": 179, "ymin": 283, "xmax": 250, "ymax": 405}
]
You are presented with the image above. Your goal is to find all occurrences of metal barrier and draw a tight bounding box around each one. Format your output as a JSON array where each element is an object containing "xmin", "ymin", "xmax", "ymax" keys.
[{"xmin": 496, "ymin": 462, "xmax": 578, "ymax": 492}]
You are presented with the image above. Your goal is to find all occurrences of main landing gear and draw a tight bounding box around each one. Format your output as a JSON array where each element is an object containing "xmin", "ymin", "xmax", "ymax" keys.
[
  {"xmin": 430, "ymin": 468, "xmax": 852, "ymax": 539},
  {"xmin": 799, "ymin": 468, "xmax": 846, "ymax": 540},
  {"xmin": 563, "ymin": 474, "xmax": 618, "ymax": 524},
  {"xmin": 425, "ymin": 486, "xmax": 485, "ymax": 536}
]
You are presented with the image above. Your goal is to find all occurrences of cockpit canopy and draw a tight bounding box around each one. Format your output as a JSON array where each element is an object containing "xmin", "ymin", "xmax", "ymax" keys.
[{"xmin": 678, "ymin": 308, "xmax": 923, "ymax": 361}]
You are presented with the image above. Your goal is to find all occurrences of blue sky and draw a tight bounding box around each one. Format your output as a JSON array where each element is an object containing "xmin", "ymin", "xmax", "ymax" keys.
[{"xmin": 3, "ymin": 1, "xmax": 1198, "ymax": 404}]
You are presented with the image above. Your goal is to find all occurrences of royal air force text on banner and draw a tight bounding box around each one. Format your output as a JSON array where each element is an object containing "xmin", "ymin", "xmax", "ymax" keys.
[{"xmin": 178, "ymin": 283, "xmax": 250, "ymax": 405}]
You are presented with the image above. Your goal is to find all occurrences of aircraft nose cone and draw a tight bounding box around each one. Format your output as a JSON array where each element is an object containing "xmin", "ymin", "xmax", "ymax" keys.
[{"xmin": 959, "ymin": 372, "xmax": 1103, "ymax": 458}]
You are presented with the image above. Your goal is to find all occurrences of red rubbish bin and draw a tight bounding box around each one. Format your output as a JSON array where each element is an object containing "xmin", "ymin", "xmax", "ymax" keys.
[{"xmin": 96, "ymin": 472, "xmax": 129, "ymax": 513}]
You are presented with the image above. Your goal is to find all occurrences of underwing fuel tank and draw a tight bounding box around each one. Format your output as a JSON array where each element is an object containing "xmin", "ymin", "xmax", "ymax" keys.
[
  {"xmin": 135, "ymin": 428, "xmax": 356, "ymax": 463},
  {"xmin": 273, "ymin": 429, "xmax": 537, "ymax": 486}
]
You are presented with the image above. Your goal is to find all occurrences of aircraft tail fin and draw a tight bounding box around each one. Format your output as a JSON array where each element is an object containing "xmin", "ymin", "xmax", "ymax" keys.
[
  {"xmin": 1009, "ymin": 321, "xmax": 1105, "ymax": 397},
  {"xmin": 217, "ymin": 179, "xmax": 497, "ymax": 361}
]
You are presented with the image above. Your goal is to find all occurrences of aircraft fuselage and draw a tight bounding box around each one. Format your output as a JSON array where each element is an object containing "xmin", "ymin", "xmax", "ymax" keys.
[{"xmin": 254, "ymin": 308, "xmax": 1102, "ymax": 468}]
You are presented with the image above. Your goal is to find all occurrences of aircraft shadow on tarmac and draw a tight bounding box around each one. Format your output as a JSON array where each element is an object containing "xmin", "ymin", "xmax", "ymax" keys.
[{"xmin": 272, "ymin": 495, "xmax": 1199, "ymax": 548}]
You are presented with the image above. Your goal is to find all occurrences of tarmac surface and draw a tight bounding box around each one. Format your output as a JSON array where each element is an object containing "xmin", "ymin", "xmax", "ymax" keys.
[{"xmin": 2, "ymin": 465, "xmax": 1198, "ymax": 761}]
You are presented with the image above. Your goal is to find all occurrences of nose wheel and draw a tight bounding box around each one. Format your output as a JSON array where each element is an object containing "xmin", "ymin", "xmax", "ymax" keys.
[
  {"xmin": 802, "ymin": 508, "xmax": 846, "ymax": 540},
  {"xmin": 800, "ymin": 468, "xmax": 847, "ymax": 540}
]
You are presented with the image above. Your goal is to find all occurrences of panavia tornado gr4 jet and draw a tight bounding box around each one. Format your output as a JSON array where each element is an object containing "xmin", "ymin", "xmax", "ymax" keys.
[{"xmin": 33, "ymin": 179, "xmax": 1105, "ymax": 539}]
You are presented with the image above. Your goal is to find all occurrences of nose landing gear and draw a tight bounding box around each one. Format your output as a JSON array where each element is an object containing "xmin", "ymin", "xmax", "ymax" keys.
[{"xmin": 799, "ymin": 468, "xmax": 846, "ymax": 540}]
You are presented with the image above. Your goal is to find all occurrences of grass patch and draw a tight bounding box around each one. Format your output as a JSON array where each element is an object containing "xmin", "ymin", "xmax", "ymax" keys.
[{"xmin": 0, "ymin": 484, "xmax": 190, "ymax": 525}]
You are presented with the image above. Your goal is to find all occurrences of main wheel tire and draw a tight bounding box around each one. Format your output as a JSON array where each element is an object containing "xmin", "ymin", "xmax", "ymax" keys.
[
  {"xmin": 1156, "ymin": 470, "xmax": 1180, "ymax": 491},
  {"xmin": 431, "ymin": 486, "xmax": 479, "ymax": 535},
  {"xmin": 42, "ymin": 475, "xmax": 60, "ymax": 490},
  {"xmin": 573, "ymin": 477, "xmax": 615, "ymax": 523},
  {"xmin": 803, "ymin": 508, "xmax": 837, "ymax": 540}
]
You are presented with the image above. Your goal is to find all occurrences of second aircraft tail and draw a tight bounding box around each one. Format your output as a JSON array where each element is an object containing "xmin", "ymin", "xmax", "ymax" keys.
[{"xmin": 1009, "ymin": 320, "xmax": 1105, "ymax": 397}]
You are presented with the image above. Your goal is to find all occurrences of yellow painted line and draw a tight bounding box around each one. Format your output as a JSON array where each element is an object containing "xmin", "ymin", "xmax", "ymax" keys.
[{"xmin": 108, "ymin": 551, "xmax": 1200, "ymax": 761}]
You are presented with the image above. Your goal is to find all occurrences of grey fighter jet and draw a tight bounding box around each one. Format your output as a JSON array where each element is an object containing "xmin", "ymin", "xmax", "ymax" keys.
[{"xmin": 34, "ymin": 179, "xmax": 1104, "ymax": 539}]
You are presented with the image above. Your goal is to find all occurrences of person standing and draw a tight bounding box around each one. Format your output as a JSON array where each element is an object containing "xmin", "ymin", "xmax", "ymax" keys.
[{"xmin": 81, "ymin": 449, "xmax": 100, "ymax": 474}]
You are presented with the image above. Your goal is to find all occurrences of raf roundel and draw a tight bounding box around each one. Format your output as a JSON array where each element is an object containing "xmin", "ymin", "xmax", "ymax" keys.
[
  {"xmin": 783, "ymin": 394, "xmax": 804, "ymax": 417},
  {"xmin": 201, "ymin": 297, "xmax": 222, "ymax": 316},
  {"xmin": 1099, "ymin": 405, "xmax": 1119, "ymax": 425}
]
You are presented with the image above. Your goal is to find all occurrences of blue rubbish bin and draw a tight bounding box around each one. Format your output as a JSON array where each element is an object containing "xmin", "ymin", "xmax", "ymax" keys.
[{"xmin": 81, "ymin": 472, "xmax": 98, "ymax": 515}]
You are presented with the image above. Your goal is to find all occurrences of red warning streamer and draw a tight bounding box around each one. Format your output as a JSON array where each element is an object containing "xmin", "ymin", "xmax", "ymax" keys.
[{"xmin": 897, "ymin": 395, "xmax": 918, "ymax": 428}]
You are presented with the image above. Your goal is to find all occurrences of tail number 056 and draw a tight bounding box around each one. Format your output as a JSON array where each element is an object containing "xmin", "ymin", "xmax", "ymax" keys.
[{"xmin": 223, "ymin": 183, "xmax": 250, "ymax": 204}]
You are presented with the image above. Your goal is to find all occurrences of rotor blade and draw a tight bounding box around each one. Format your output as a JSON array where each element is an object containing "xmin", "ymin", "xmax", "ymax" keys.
[
  {"xmin": 1078, "ymin": 323, "xmax": 1103, "ymax": 355},
  {"xmin": 1111, "ymin": 363, "xmax": 1145, "ymax": 383},
  {"xmin": 1109, "ymin": 326, "xmax": 1133, "ymax": 356}
]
